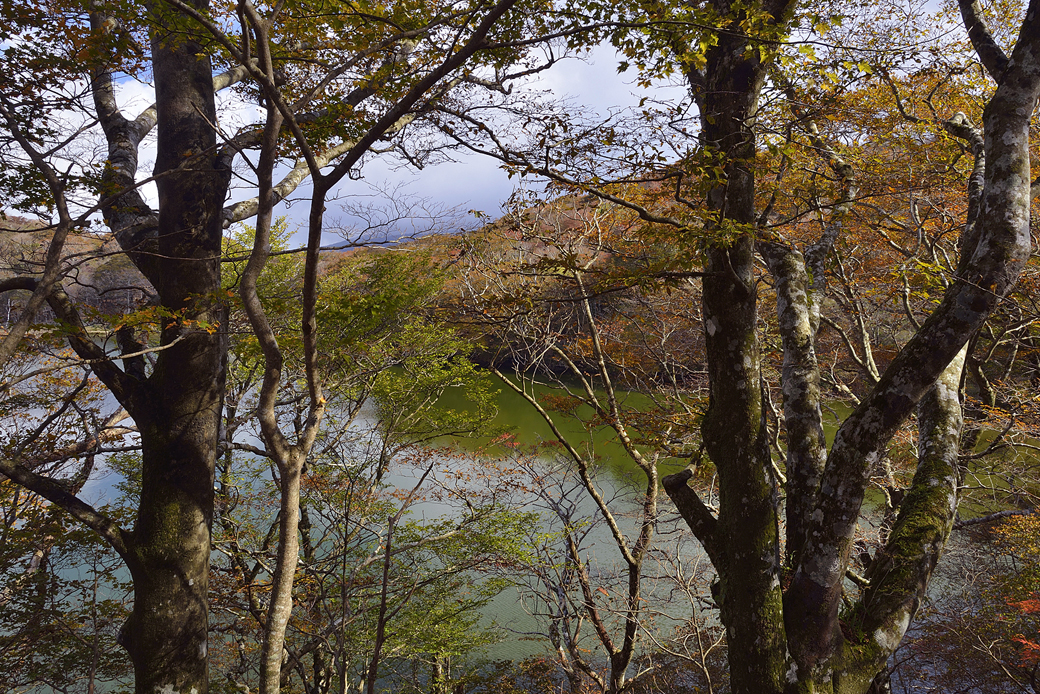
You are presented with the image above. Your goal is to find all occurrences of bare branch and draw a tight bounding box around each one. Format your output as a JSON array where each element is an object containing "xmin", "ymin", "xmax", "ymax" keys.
[{"xmin": 0, "ymin": 457, "xmax": 131, "ymax": 559}]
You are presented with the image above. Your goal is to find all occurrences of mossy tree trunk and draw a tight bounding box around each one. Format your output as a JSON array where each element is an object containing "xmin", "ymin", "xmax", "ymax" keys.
[
  {"xmin": 665, "ymin": 1, "xmax": 1040, "ymax": 692},
  {"xmin": 670, "ymin": 2, "xmax": 798, "ymax": 691},
  {"xmin": 0, "ymin": 1, "xmax": 231, "ymax": 691},
  {"xmin": 107, "ymin": 2, "xmax": 231, "ymax": 690}
]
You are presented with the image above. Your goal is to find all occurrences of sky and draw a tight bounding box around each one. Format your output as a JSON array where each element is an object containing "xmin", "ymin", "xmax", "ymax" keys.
[
  {"xmin": 303, "ymin": 45, "xmax": 688, "ymax": 246},
  {"xmin": 353, "ymin": 45, "xmax": 682, "ymax": 220},
  {"xmin": 109, "ymin": 43, "xmax": 686, "ymax": 248},
  {"xmin": 9, "ymin": 2, "xmax": 987, "ymax": 247}
]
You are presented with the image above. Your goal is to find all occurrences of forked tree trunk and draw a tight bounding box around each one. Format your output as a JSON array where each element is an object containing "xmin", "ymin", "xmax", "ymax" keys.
[{"xmin": 665, "ymin": 1, "xmax": 1040, "ymax": 692}]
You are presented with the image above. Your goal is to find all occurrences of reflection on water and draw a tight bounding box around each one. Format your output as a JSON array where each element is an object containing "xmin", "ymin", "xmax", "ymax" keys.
[
  {"xmin": 33, "ymin": 364, "xmax": 1039, "ymax": 692},
  {"xmin": 417, "ymin": 374, "xmax": 716, "ymax": 670}
]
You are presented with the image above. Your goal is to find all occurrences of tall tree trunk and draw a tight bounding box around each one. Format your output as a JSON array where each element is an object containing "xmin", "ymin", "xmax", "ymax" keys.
[
  {"xmin": 783, "ymin": 5, "xmax": 1040, "ymax": 688},
  {"xmin": 690, "ymin": 4, "xmax": 797, "ymax": 689},
  {"xmin": 115, "ymin": 2, "xmax": 230, "ymax": 690},
  {"xmin": 667, "ymin": 2, "xmax": 1040, "ymax": 693}
]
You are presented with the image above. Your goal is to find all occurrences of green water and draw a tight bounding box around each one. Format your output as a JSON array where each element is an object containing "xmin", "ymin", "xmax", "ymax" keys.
[
  {"xmin": 432, "ymin": 378, "xmax": 1040, "ymax": 516},
  {"xmin": 433, "ymin": 374, "xmax": 860, "ymax": 484},
  {"xmin": 433, "ymin": 374, "xmax": 698, "ymax": 482}
]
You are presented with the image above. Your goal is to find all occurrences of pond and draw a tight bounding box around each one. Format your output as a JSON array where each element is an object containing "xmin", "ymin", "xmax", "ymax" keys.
[{"xmin": 39, "ymin": 369, "xmax": 1040, "ymax": 692}]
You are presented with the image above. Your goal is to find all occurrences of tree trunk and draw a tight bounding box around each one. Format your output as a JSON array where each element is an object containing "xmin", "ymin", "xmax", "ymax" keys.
[
  {"xmin": 690, "ymin": 5, "xmax": 797, "ymax": 689},
  {"xmin": 114, "ymin": 2, "xmax": 230, "ymax": 690},
  {"xmin": 783, "ymin": 7, "xmax": 1040, "ymax": 690},
  {"xmin": 259, "ymin": 452, "xmax": 306, "ymax": 694},
  {"xmin": 666, "ymin": 2, "xmax": 1040, "ymax": 693}
]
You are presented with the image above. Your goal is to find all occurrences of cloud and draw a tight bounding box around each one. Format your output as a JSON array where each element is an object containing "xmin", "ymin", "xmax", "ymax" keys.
[{"xmin": 321, "ymin": 45, "xmax": 687, "ymax": 244}]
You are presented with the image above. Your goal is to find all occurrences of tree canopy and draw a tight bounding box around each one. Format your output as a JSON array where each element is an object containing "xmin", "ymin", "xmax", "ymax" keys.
[{"xmin": 0, "ymin": 0, "xmax": 1039, "ymax": 693}]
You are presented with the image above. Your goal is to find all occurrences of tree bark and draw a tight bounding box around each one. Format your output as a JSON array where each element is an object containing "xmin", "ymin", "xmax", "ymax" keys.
[
  {"xmin": 113, "ymin": 3, "xmax": 231, "ymax": 691},
  {"xmin": 759, "ymin": 242, "xmax": 829, "ymax": 572},
  {"xmin": 665, "ymin": 2, "xmax": 1040, "ymax": 693},
  {"xmin": 683, "ymin": 3, "xmax": 798, "ymax": 690},
  {"xmin": 784, "ymin": 6, "xmax": 1040, "ymax": 687}
]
